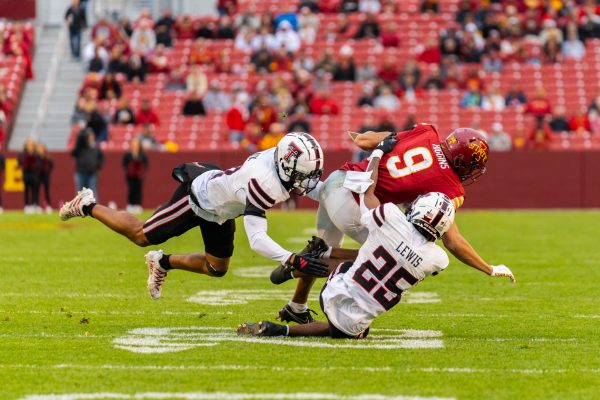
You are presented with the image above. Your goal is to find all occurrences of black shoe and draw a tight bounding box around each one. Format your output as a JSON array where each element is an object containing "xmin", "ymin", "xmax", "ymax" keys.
[
  {"xmin": 270, "ymin": 236, "xmax": 329, "ymax": 285},
  {"xmin": 237, "ymin": 321, "xmax": 288, "ymax": 337},
  {"xmin": 278, "ymin": 304, "xmax": 317, "ymax": 324}
]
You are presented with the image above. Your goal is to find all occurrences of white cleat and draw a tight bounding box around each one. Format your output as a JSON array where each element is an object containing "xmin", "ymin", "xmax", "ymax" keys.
[
  {"xmin": 145, "ymin": 250, "xmax": 167, "ymax": 300},
  {"xmin": 59, "ymin": 188, "xmax": 96, "ymax": 221}
]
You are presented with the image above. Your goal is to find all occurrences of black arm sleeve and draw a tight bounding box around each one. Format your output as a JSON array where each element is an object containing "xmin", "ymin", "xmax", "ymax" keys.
[{"xmin": 244, "ymin": 199, "xmax": 266, "ymax": 219}]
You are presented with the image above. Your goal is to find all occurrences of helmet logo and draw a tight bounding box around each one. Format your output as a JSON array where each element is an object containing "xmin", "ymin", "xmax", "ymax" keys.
[
  {"xmin": 469, "ymin": 141, "xmax": 489, "ymax": 164},
  {"xmin": 283, "ymin": 141, "xmax": 304, "ymax": 162},
  {"xmin": 447, "ymin": 135, "xmax": 458, "ymax": 145}
]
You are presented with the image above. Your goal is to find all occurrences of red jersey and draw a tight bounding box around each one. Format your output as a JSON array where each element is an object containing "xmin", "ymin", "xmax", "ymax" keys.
[{"xmin": 341, "ymin": 124, "xmax": 465, "ymax": 209}]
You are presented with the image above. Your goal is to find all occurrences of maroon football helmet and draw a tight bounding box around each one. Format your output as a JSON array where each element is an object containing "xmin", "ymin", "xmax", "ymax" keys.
[{"xmin": 441, "ymin": 128, "xmax": 490, "ymax": 185}]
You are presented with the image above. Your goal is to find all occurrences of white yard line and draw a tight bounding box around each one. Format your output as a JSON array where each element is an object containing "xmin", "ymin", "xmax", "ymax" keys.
[
  {"xmin": 21, "ymin": 392, "xmax": 454, "ymax": 400},
  {"xmin": 0, "ymin": 310, "xmax": 233, "ymax": 316}
]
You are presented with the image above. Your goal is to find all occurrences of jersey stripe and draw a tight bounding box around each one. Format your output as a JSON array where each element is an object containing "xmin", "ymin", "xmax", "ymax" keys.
[
  {"xmin": 372, "ymin": 209, "xmax": 383, "ymax": 227},
  {"xmin": 250, "ymin": 178, "xmax": 275, "ymax": 205},
  {"xmin": 378, "ymin": 204, "xmax": 386, "ymax": 221},
  {"xmin": 430, "ymin": 197, "xmax": 450, "ymax": 228},
  {"xmin": 247, "ymin": 184, "xmax": 270, "ymax": 210},
  {"xmin": 452, "ymin": 196, "xmax": 464, "ymax": 209}
]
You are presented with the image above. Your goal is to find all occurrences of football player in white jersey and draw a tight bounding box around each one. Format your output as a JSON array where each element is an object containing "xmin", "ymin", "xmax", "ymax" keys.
[
  {"xmin": 237, "ymin": 142, "xmax": 499, "ymax": 339},
  {"xmin": 59, "ymin": 132, "xmax": 329, "ymax": 299}
]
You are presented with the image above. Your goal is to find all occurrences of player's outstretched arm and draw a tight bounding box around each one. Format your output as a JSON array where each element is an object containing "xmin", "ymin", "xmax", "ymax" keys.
[
  {"xmin": 442, "ymin": 222, "xmax": 516, "ymax": 282},
  {"xmin": 351, "ymin": 131, "xmax": 394, "ymax": 151}
]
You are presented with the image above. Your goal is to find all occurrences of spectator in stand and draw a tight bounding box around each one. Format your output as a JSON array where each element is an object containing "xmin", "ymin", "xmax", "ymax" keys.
[
  {"xmin": 126, "ymin": 53, "xmax": 147, "ymax": 83},
  {"xmin": 88, "ymin": 47, "xmax": 106, "ymax": 73},
  {"xmin": 148, "ymin": 44, "xmax": 171, "ymax": 73},
  {"xmin": 377, "ymin": 58, "xmax": 399, "ymax": 85},
  {"xmin": 203, "ymin": 80, "xmax": 231, "ymax": 113},
  {"xmin": 155, "ymin": 8, "xmax": 175, "ymax": 33},
  {"xmin": 18, "ymin": 138, "xmax": 41, "ymax": 213},
  {"xmin": 113, "ymin": 97, "xmax": 136, "ymax": 125},
  {"xmin": 243, "ymin": 120, "xmax": 263, "ymax": 151},
  {"xmin": 373, "ymin": 85, "xmax": 400, "ymax": 111},
  {"xmin": 270, "ymin": 47, "xmax": 294, "ymax": 72},
  {"xmin": 460, "ymin": 82, "xmax": 483, "ymax": 108},
  {"xmin": 525, "ymin": 87, "xmax": 552, "ymax": 124},
  {"xmin": 549, "ymin": 106, "xmax": 570, "ymax": 133},
  {"xmin": 481, "ymin": 86, "xmax": 505, "ymax": 111},
  {"xmin": 250, "ymin": 44, "xmax": 273, "ymax": 73},
  {"xmin": 487, "ymin": 122, "xmax": 512, "ymax": 152},
  {"xmin": 189, "ymin": 38, "xmax": 214, "ymax": 65},
  {"xmin": 117, "ymin": 17, "xmax": 133, "ymax": 38},
  {"xmin": 529, "ymin": 122, "xmax": 552, "ymax": 150},
  {"xmin": 130, "ymin": 20, "xmax": 156, "ymax": 55},
  {"xmin": 417, "ymin": 38, "xmax": 442, "ymax": 64},
  {"xmin": 398, "ymin": 74, "xmax": 421, "ymax": 103},
  {"xmin": 71, "ymin": 97, "xmax": 88, "ymax": 126},
  {"xmin": 235, "ymin": 26, "xmax": 255, "ymax": 52},
  {"xmin": 217, "ymin": 0, "xmax": 238, "ymax": 16},
  {"xmin": 544, "ymin": 34, "xmax": 562, "ymax": 64},
  {"xmin": 182, "ymin": 91, "xmax": 206, "ymax": 116},
  {"xmin": 86, "ymin": 101, "xmax": 108, "ymax": 142},
  {"xmin": 309, "ymin": 88, "xmax": 340, "ymax": 115},
  {"xmin": 357, "ymin": 82, "xmax": 375, "ymax": 107},
  {"xmin": 294, "ymin": 48, "xmax": 315, "ymax": 72},
  {"xmin": 99, "ymin": 72, "xmax": 122, "ymax": 100},
  {"xmin": 165, "ymin": 66, "xmax": 186, "ymax": 91},
  {"xmin": 136, "ymin": 98, "xmax": 160, "ymax": 126},
  {"xmin": 251, "ymin": 93, "xmax": 279, "ymax": 132},
  {"xmin": 259, "ymin": 122, "xmax": 285, "ymax": 150},
  {"xmin": 333, "ymin": 45, "xmax": 356, "ymax": 81},
  {"xmin": 539, "ymin": 19, "xmax": 563, "ymax": 48},
  {"xmin": 272, "ymin": 80, "xmax": 295, "ymax": 113},
  {"xmin": 420, "ymin": 0, "xmax": 439, "ymax": 13},
  {"xmin": 216, "ymin": 15, "xmax": 236, "ymax": 39},
  {"xmin": 482, "ymin": 49, "xmax": 503, "ymax": 73},
  {"xmin": 186, "ymin": 65, "xmax": 208, "ymax": 97},
  {"xmin": 82, "ymin": 38, "xmax": 109, "ymax": 72},
  {"xmin": 355, "ymin": 13, "xmax": 380, "ymax": 39},
  {"xmin": 380, "ymin": 22, "xmax": 400, "ymax": 48},
  {"xmin": 356, "ymin": 60, "xmax": 377, "ymax": 81},
  {"xmin": 402, "ymin": 114, "xmax": 416, "ymax": 131},
  {"xmin": 400, "ymin": 59, "xmax": 421, "ymax": 88},
  {"xmin": 422, "ymin": 65, "xmax": 444, "ymax": 90},
  {"xmin": 36, "ymin": 142, "xmax": 53, "ymax": 212},
  {"xmin": 359, "ymin": 0, "xmax": 381, "ymax": 13},
  {"xmin": 65, "ymin": 0, "xmax": 87, "ymax": 59},
  {"xmin": 339, "ymin": 0, "xmax": 359, "ymax": 13},
  {"xmin": 196, "ymin": 20, "xmax": 216, "ymax": 39},
  {"xmin": 251, "ymin": 26, "xmax": 278, "ymax": 52},
  {"xmin": 298, "ymin": 6, "xmax": 319, "ymax": 44},
  {"xmin": 299, "ymin": 0, "xmax": 319, "ymax": 12},
  {"xmin": 569, "ymin": 111, "xmax": 591, "ymax": 134},
  {"xmin": 226, "ymin": 92, "xmax": 249, "ymax": 145},
  {"xmin": 505, "ymin": 85, "xmax": 527, "ymax": 107},
  {"xmin": 562, "ymin": 28, "xmax": 586, "ymax": 60},
  {"xmin": 107, "ymin": 46, "xmax": 128, "ymax": 74},
  {"xmin": 155, "ymin": 23, "xmax": 172, "ymax": 47},
  {"xmin": 275, "ymin": 21, "xmax": 301, "ymax": 53},
  {"xmin": 91, "ymin": 16, "xmax": 117, "ymax": 44},
  {"xmin": 318, "ymin": 0, "xmax": 341, "ymax": 13},
  {"xmin": 123, "ymin": 138, "xmax": 148, "ymax": 213},
  {"xmin": 175, "ymin": 16, "xmax": 197, "ymax": 40},
  {"xmin": 137, "ymin": 124, "xmax": 161, "ymax": 151},
  {"xmin": 378, "ymin": 114, "xmax": 396, "ymax": 132},
  {"xmin": 314, "ymin": 48, "xmax": 337, "ymax": 75},
  {"xmin": 287, "ymin": 105, "xmax": 311, "ymax": 133}
]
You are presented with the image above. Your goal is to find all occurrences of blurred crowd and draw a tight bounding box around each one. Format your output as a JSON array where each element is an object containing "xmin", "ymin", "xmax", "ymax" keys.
[{"xmin": 16, "ymin": 138, "xmax": 53, "ymax": 213}]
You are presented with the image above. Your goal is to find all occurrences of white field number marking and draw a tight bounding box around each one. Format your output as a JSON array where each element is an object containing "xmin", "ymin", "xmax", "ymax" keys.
[
  {"xmin": 233, "ymin": 265, "xmax": 276, "ymax": 278},
  {"xmin": 113, "ymin": 327, "xmax": 444, "ymax": 353},
  {"xmin": 187, "ymin": 290, "xmax": 440, "ymax": 306},
  {"xmin": 21, "ymin": 392, "xmax": 455, "ymax": 400}
]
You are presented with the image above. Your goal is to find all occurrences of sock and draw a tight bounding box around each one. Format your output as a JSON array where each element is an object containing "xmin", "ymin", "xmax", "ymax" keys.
[
  {"xmin": 288, "ymin": 301, "xmax": 308, "ymax": 313},
  {"xmin": 82, "ymin": 203, "xmax": 96, "ymax": 216},
  {"xmin": 159, "ymin": 254, "xmax": 172, "ymax": 270}
]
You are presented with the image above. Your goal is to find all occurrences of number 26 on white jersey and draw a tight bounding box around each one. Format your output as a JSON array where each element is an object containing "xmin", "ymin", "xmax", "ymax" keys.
[{"xmin": 386, "ymin": 147, "xmax": 433, "ymax": 178}]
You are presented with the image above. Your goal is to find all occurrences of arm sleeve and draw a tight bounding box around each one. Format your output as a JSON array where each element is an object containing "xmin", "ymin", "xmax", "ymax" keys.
[{"xmin": 243, "ymin": 214, "xmax": 293, "ymax": 263}]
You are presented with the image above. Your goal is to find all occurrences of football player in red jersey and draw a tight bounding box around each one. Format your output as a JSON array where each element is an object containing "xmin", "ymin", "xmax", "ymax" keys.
[{"xmin": 271, "ymin": 124, "xmax": 515, "ymax": 324}]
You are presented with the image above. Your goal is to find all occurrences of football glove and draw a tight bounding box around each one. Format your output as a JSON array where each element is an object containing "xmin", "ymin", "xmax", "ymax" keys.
[
  {"xmin": 490, "ymin": 264, "xmax": 516, "ymax": 283},
  {"xmin": 375, "ymin": 134, "xmax": 398, "ymax": 154},
  {"xmin": 286, "ymin": 254, "xmax": 329, "ymax": 278}
]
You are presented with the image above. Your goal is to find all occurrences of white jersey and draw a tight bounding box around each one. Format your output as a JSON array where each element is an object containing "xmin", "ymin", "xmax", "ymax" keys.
[
  {"xmin": 189, "ymin": 148, "xmax": 290, "ymax": 224},
  {"xmin": 321, "ymin": 202, "xmax": 449, "ymax": 336}
]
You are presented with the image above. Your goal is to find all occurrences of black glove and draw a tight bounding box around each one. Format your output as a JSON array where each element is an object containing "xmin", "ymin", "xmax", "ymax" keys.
[
  {"xmin": 375, "ymin": 134, "xmax": 398, "ymax": 154},
  {"xmin": 305, "ymin": 236, "xmax": 329, "ymax": 258},
  {"xmin": 287, "ymin": 254, "xmax": 329, "ymax": 278}
]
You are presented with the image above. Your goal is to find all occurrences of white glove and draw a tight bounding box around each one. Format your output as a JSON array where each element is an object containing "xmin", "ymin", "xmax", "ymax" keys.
[{"xmin": 490, "ymin": 264, "xmax": 516, "ymax": 283}]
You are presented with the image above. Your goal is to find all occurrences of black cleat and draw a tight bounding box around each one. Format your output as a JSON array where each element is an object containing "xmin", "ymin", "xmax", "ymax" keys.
[
  {"xmin": 237, "ymin": 321, "xmax": 288, "ymax": 337},
  {"xmin": 278, "ymin": 304, "xmax": 317, "ymax": 324},
  {"xmin": 270, "ymin": 236, "xmax": 329, "ymax": 285}
]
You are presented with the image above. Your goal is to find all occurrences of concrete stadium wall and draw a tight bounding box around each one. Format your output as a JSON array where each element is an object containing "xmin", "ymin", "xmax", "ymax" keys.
[{"xmin": 3, "ymin": 150, "xmax": 600, "ymax": 210}]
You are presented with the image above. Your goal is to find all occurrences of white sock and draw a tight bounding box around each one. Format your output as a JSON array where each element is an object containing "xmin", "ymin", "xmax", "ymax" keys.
[{"xmin": 288, "ymin": 301, "xmax": 308, "ymax": 313}]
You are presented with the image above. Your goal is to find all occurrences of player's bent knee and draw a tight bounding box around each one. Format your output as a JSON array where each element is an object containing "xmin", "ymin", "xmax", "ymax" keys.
[
  {"xmin": 206, "ymin": 255, "xmax": 230, "ymax": 277},
  {"xmin": 131, "ymin": 230, "xmax": 151, "ymax": 247},
  {"xmin": 207, "ymin": 263, "xmax": 228, "ymax": 277}
]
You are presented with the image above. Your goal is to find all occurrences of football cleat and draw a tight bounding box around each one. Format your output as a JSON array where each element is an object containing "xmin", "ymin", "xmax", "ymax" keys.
[
  {"xmin": 278, "ymin": 304, "xmax": 317, "ymax": 324},
  {"xmin": 270, "ymin": 236, "xmax": 329, "ymax": 284},
  {"xmin": 236, "ymin": 321, "xmax": 288, "ymax": 337},
  {"xmin": 59, "ymin": 188, "xmax": 96, "ymax": 221},
  {"xmin": 145, "ymin": 250, "xmax": 167, "ymax": 300}
]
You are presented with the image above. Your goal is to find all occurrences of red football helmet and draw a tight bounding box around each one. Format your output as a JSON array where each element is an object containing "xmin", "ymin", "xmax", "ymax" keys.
[{"xmin": 441, "ymin": 128, "xmax": 490, "ymax": 185}]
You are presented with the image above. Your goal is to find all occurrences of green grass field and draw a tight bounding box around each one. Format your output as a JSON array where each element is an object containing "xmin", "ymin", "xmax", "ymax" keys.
[{"xmin": 1, "ymin": 210, "xmax": 599, "ymax": 400}]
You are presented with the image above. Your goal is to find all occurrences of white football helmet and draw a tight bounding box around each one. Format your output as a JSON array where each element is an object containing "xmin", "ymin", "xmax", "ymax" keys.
[
  {"xmin": 275, "ymin": 132, "xmax": 324, "ymax": 195},
  {"xmin": 407, "ymin": 192, "xmax": 455, "ymax": 241}
]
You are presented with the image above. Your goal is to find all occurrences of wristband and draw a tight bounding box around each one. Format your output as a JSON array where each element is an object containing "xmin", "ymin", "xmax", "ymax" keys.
[{"xmin": 370, "ymin": 149, "xmax": 384, "ymax": 159}]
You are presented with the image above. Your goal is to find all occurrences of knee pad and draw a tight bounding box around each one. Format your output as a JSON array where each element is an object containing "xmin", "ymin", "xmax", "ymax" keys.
[{"xmin": 207, "ymin": 263, "xmax": 227, "ymax": 277}]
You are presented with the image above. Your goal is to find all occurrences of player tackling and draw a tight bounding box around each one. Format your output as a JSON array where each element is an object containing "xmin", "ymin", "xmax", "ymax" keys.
[
  {"xmin": 59, "ymin": 132, "xmax": 329, "ymax": 299},
  {"xmin": 238, "ymin": 137, "xmax": 514, "ymax": 339}
]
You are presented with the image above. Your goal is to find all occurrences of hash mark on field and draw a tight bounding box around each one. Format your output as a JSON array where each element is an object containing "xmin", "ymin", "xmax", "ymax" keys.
[
  {"xmin": 187, "ymin": 290, "xmax": 440, "ymax": 305},
  {"xmin": 233, "ymin": 265, "xmax": 277, "ymax": 278},
  {"xmin": 113, "ymin": 327, "xmax": 444, "ymax": 353},
  {"xmin": 21, "ymin": 392, "xmax": 454, "ymax": 400}
]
